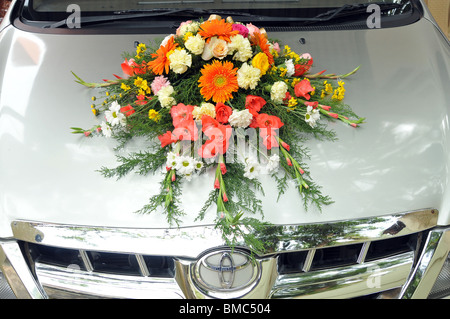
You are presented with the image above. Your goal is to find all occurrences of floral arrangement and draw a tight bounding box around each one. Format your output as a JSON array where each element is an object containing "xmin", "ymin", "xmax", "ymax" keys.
[{"xmin": 71, "ymin": 16, "xmax": 364, "ymax": 253}]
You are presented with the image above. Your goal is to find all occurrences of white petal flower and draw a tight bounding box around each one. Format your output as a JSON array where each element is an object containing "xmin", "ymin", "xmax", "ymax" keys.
[
  {"xmin": 156, "ymin": 85, "xmax": 176, "ymax": 108},
  {"xmin": 100, "ymin": 121, "xmax": 112, "ymax": 138},
  {"xmin": 270, "ymin": 81, "xmax": 288, "ymax": 104},
  {"xmin": 266, "ymin": 154, "xmax": 280, "ymax": 172},
  {"xmin": 228, "ymin": 109, "xmax": 253, "ymax": 128},
  {"xmin": 175, "ymin": 155, "xmax": 196, "ymax": 175},
  {"xmin": 305, "ymin": 105, "xmax": 321, "ymax": 128},
  {"xmin": 168, "ymin": 49, "xmax": 192, "ymax": 74},
  {"xmin": 105, "ymin": 101, "xmax": 126, "ymax": 127},
  {"xmin": 185, "ymin": 34, "xmax": 205, "ymax": 55},
  {"xmin": 166, "ymin": 151, "xmax": 179, "ymax": 169},
  {"xmin": 244, "ymin": 157, "xmax": 260, "ymax": 179},
  {"xmin": 237, "ymin": 63, "xmax": 261, "ymax": 90},
  {"xmin": 285, "ymin": 59, "xmax": 295, "ymax": 77},
  {"xmin": 228, "ymin": 34, "xmax": 253, "ymax": 62}
]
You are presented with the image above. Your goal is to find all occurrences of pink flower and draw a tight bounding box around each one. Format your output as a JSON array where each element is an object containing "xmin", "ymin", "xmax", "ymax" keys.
[
  {"xmin": 272, "ymin": 42, "xmax": 280, "ymax": 53},
  {"xmin": 245, "ymin": 23, "xmax": 260, "ymax": 36},
  {"xmin": 151, "ymin": 75, "xmax": 171, "ymax": 95},
  {"xmin": 232, "ymin": 24, "xmax": 249, "ymax": 38}
]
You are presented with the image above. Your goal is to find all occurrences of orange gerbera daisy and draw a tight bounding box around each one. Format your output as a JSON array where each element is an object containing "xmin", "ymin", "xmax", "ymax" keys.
[
  {"xmin": 198, "ymin": 60, "xmax": 238, "ymax": 103},
  {"xmin": 198, "ymin": 19, "xmax": 239, "ymax": 43},
  {"xmin": 147, "ymin": 36, "xmax": 178, "ymax": 75},
  {"xmin": 251, "ymin": 31, "xmax": 274, "ymax": 65}
]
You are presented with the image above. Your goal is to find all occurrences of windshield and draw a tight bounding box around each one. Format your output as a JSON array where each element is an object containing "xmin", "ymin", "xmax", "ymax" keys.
[{"xmin": 17, "ymin": 0, "xmax": 419, "ymax": 31}]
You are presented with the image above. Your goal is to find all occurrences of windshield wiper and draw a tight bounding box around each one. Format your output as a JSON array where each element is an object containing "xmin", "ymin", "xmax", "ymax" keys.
[
  {"xmin": 43, "ymin": 8, "xmax": 253, "ymax": 29},
  {"xmin": 300, "ymin": 2, "xmax": 407, "ymax": 25}
]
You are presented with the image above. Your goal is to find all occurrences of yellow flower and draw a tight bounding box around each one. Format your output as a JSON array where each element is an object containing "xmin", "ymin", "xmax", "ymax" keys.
[
  {"xmin": 148, "ymin": 109, "xmax": 161, "ymax": 122},
  {"xmin": 288, "ymin": 97, "xmax": 298, "ymax": 107},
  {"xmin": 320, "ymin": 90, "xmax": 326, "ymax": 99},
  {"xmin": 291, "ymin": 78, "xmax": 300, "ymax": 87},
  {"xmin": 121, "ymin": 83, "xmax": 131, "ymax": 91},
  {"xmin": 183, "ymin": 32, "xmax": 193, "ymax": 41},
  {"xmin": 136, "ymin": 43, "xmax": 147, "ymax": 57},
  {"xmin": 252, "ymin": 52, "xmax": 270, "ymax": 75},
  {"xmin": 324, "ymin": 81, "xmax": 333, "ymax": 94},
  {"xmin": 279, "ymin": 67, "xmax": 287, "ymax": 77},
  {"xmin": 91, "ymin": 109, "xmax": 97, "ymax": 116}
]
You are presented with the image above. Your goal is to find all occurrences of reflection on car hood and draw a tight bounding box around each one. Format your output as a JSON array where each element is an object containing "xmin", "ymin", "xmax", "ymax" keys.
[{"xmin": 1, "ymin": 19, "xmax": 450, "ymax": 237}]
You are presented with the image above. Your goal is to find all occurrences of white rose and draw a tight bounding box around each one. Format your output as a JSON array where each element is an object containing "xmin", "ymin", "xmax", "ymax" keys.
[{"xmin": 202, "ymin": 37, "xmax": 228, "ymax": 60}]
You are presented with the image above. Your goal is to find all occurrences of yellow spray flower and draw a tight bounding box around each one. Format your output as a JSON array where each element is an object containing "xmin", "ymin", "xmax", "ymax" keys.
[
  {"xmin": 148, "ymin": 109, "xmax": 161, "ymax": 122},
  {"xmin": 121, "ymin": 83, "xmax": 131, "ymax": 91}
]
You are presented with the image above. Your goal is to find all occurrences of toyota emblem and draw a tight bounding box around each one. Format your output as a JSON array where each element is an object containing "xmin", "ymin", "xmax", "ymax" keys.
[{"xmin": 192, "ymin": 249, "xmax": 260, "ymax": 296}]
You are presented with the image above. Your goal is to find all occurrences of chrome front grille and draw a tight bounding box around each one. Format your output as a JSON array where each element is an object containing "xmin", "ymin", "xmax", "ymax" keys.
[{"xmin": 5, "ymin": 209, "xmax": 440, "ymax": 299}]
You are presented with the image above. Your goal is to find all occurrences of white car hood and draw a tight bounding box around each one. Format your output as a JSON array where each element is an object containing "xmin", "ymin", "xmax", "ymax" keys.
[{"xmin": 1, "ymin": 18, "xmax": 450, "ymax": 238}]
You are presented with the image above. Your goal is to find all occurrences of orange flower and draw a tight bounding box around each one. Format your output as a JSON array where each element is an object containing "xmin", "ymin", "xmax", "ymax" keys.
[
  {"xmin": 251, "ymin": 32, "xmax": 274, "ymax": 65},
  {"xmin": 198, "ymin": 19, "xmax": 239, "ymax": 43},
  {"xmin": 198, "ymin": 60, "xmax": 238, "ymax": 103},
  {"xmin": 147, "ymin": 36, "xmax": 178, "ymax": 75}
]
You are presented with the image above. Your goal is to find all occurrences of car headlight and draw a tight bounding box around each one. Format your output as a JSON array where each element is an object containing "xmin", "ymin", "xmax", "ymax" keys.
[
  {"xmin": 0, "ymin": 269, "xmax": 16, "ymax": 299},
  {"xmin": 428, "ymin": 252, "xmax": 450, "ymax": 299}
]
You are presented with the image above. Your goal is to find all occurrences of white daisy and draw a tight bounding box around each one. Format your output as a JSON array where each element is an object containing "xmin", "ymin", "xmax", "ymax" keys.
[
  {"xmin": 244, "ymin": 157, "xmax": 260, "ymax": 179},
  {"xmin": 100, "ymin": 121, "xmax": 112, "ymax": 138},
  {"xmin": 105, "ymin": 101, "xmax": 126, "ymax": 127}
]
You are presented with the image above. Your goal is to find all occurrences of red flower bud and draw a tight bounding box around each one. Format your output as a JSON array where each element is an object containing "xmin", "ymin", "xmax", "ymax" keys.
[
  {"xmin": 220, "ymin": 163, "xmax": 227, "ymax": 175},
  {"xmin": 286, "ymin": 158, "xmax": 293, "ymax": 166},
  {"xmin": 281, "ymin": 141, "xmax": 290, "ymax": 151},
  {"xmin": 214, "ymin": 178, "xmax": 220, "ymax": 189},
  {"xmin": 223, "ymin": 192, "xmax": 229, "ymax": 202},
  {"xmin": 328, "ymin": 112, "xmax": 339, "ymax": 119}
]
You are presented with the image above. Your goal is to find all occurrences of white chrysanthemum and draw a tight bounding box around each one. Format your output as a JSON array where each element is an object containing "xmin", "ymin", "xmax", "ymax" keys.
[
  {"xmin": 175, "ymin": 155, "xmax": 196, "ymax": 175},
  {"xmin": 157, "ymin": 85, "xmax": 176, "ymax": 108},
  {"xmin": 244, "ymin": 157, "xmax": 260, "ymax": 179},
  {"xmin": 228, "ymin": 34, "xmax": 253, "ymax": 62},
  {"xmin": 166, "ymin": 151, "xmax": 179, "ymax": 169},
  {"xmin": 285, "ymin": 59, "xmax": 295, "ymax": 77},
  {"xmin": 270, "ymin": 81, "xmax": 288, "ymax": 104},
  {"xmin": 228, "ymin": 109, "xmax": 253, "ymax": 128},
  {"xmin": 237, "ymin": 63, "xmax": 261, "ymax": 90},
  {"xmin": 185, "ymin": 34, "xmax": 205, "ymax": 55},
  {"xmin": 105, "ymin": 101, "xmax": 126, "ymax": 127},
  {"xmin": 266, "ymin": 154, "xmax": 280, "ymax": 172},
  {"xmin": 192, "ymin": 102, "xmax": 216, "ymax": 120},
  {"xmin": 100, "ymin": 121, "xmax": 112, "ymax": 137},
  {"xmin": 305, "ymin": 105, "xmax": 321, "ymax": 128},
  {"xmin": 168, "ymin": 49, "xmax": 192, "ymax": 74}
]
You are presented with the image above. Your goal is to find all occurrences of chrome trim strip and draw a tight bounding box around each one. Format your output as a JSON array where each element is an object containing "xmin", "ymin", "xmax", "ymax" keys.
[
  {"xmin": 35, "ymin": 262, "xmax": 184, "ymax": 299},
  {"xmin": 302, "ymin": 249, "xmax": 316, "ymax": 272},
  {"xmin": 10, "ymin": 209, "xmax": 439, "ymax": 257},
  {"xmin": 357, "ymin": 242, "xmax": 371, "ymax": 264},
  {"xmin": 400, "ymin": 227, "xmax": 450, "ymax": 299},
  {"xmin": 270, "ymin": 251, "xmax": 415, "ymax": 299},
  {"xmin": 136, "ymin": 255, "xmax": 150, "ymax": 277},
  {"xmin": 0, "ymin": 240, "xmax": 46, "ymax": 299},
  {"xmin": 79, "ymin": 250, "xmax": 93, "ymax": 273}
]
